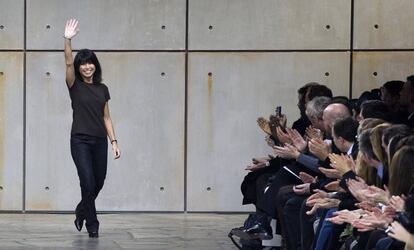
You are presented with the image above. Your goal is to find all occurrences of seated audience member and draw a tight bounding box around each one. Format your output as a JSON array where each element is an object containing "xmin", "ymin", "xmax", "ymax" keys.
[
  {"xmin": 400, "ymin": 75, "xmax": 414, "ymax": 128},
  {"xmin": 306, "ymin": 117, "xmax": 359, "ymax": 250},
  {"xmin": 381, "ymin": 80, "xmax": 405, "ymax": 123},
  {"xmin": 358, "ymin": 100, "xmax": 393, "ymax": 122},
  {"xmin": 381, "ymin": 81, "xmax": 404, "ymax": 108},
  {"xmin": 322, "ymin": 103, "xmax": 352, "ymax": 138},
  {"xmin": 388, "ymin": 146, "xmax": 414, "ymax": 197},
  {"xmin": 388, "ymin": 195, "xmax": 414, "ymax": 250},
  {"xmin": 358, "ymin": 129, "xmax": 385, "ymax": 184},
  {"xmin": 382, "ymin": 124, "xmax": 412, "ymax": 151},
  {"xmin": 306, "ymin": 84, "xmax": 333, "ymax": 101},
  {"xmin": 304, "ymin": 96, "xmax": 332, "ymax": 132},
  {"xmin": 370, "ymin": 123, "xmax": 392, "ymax": 185},
  {"xmin": 291, "ymin": 82, "xmax": 319, "ymax": 136},
  {"xmin": 352, "ymin": 91, "xmax": 377, "ymax": 119}
]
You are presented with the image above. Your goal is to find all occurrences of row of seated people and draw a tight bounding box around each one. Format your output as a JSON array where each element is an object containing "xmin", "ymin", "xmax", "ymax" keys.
[{"xmin": 235, "ymin": 78, "xmax": 414, "ymax": 250}]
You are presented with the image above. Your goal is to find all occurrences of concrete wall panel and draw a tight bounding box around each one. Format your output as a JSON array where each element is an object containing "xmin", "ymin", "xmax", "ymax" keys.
[
  {"xmin": 189, "ymin": 0, "xmax": 351, "ymax": 50},
  {"xmin": 0, "ymin": 0, "xmax": 24, "ymax": 49},
  {"xmin": 187, "ymin": 52, "xmax": 349, "ymax": 211},
  {"xmin": 26, "ymin": 52, "xmax": 185, "ymax": 211},
  {"xmin": 26, "ymin": 0, "xmax": 186, "ymax": 50},
  {"xmin": 354, "ymin": 0, "xmax": 414, "ymax": 49},
  {"xmin": 352, "ymin": 52, "xmax": 414, "ymax": 97},
  {"xmin": 0, "ymin": 53, "xmax": 23, "ymax": 210}
]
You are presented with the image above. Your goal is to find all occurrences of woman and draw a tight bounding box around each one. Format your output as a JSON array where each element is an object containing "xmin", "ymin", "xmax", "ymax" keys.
[
  {"xmin": 388, "ymin": 146, "xmax": 414, "ymax": 196},
  {"xmin": 64, "ymin": 19, "xmax": 121, "ymax": 238}
]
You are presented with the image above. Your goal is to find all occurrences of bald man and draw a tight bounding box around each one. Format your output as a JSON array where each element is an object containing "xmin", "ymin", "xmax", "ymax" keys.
[{"xmin": 322, "ymin": 103, "xmax": 351, "ymax": 138}]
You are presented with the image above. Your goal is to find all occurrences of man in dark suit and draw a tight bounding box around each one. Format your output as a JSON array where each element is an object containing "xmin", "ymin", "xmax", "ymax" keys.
[{"xmin": 400, "ymin": 76, "xmax": 414, "ymax": 129}]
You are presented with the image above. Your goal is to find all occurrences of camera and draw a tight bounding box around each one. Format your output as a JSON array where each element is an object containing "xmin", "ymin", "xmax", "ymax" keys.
[{"xmin": 275, "ymin": 106, "xmax": 282, "ymax": 117}]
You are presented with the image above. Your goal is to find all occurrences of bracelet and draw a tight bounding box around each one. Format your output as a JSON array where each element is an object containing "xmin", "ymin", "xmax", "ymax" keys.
[
  {"xmin": 63, "ymin": 36, "xmax": 71, "ymax": 40},
  {"xmin": 111, "ymin": 139, "xmax": 117, "ymax": 144}
]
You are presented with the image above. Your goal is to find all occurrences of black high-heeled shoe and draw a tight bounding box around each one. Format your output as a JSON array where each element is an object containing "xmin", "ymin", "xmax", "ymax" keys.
[
  {"xmin": 74, "ymin": 218, "xmax": 84, "ymax": 232},
  {"xmin": 88, "ymin": 231, "xmax": 99, "ymax": 238}
]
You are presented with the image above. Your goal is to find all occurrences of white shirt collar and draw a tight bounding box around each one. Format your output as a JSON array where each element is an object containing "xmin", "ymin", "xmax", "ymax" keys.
[{"xmin": 346, "ymin": 143, "xmax": 354, "ymax": 156}]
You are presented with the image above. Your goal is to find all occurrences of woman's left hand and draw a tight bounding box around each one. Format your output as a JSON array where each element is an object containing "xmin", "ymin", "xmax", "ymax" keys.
[
  {"xmin": 112, "ymin": 142, "xmax": 121, "ymax": 159},
  {"xmin": 388, "ymin": 221, "xmax": 413, "ymax": 243}
]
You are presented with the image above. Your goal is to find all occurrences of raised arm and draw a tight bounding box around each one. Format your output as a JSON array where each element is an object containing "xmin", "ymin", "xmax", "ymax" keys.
[{"xmin": 64, "ymin": 19, "xmax": 79, "ymax": 88}]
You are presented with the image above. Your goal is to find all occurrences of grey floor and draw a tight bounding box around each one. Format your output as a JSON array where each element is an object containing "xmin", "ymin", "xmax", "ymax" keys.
[{"xmin": 0, "ymin": 213, "xmax": 246, "ymax": 250}]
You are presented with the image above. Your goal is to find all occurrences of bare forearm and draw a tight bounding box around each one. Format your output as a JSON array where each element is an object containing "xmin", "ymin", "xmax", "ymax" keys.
[
  {"xmin": 406, "ymin": 235, "xmax": 414, "ymax": 250},
  {"xmin": 104, "ymin": 117, "xmax": 116, "ymax": 142},
  {"xmin": 64, "ymin": 38, "xmax": 73, "ymax": 66}
]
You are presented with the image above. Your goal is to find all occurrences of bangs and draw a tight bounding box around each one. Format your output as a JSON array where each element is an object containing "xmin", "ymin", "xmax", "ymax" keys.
[
  {"xmin": 79, "ymin": 58, "xmax": 94, "ymax": 65},
  {"xmin": 76, "ymin": 49, "xmax": 96, "ymax": 65}
]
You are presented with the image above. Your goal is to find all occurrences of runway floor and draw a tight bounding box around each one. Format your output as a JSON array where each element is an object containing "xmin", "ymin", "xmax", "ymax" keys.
[{"xmin": 0, "ymin": 213, "xmax": 246, "ymax": 250}]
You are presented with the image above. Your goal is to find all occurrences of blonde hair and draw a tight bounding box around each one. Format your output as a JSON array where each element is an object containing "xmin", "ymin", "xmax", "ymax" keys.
[
  {"xmin": 357, "ymin": 118, "xmax": 385, "ymax": 135},
  {"xmin": 353, "ymin": 118, "xmax": 386, "ymax": 186},
  {"xmin": 355, "ymin": 152, "xmax": 377, "ymax": 185},
  {"xmin": 369, "ymin": 123, "xmax": 392, "ymax": 167}
]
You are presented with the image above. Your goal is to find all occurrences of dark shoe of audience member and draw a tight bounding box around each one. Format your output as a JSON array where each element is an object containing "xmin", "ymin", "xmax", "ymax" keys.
[{"xmin": 243, "ymin": 213, "xmax": 273, "ymax": 240}]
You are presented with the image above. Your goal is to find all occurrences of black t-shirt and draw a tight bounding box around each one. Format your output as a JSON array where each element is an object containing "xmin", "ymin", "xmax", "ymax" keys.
[{"xmin": 69, "ymin": 78, "xmax": 110, "ymax": 138}]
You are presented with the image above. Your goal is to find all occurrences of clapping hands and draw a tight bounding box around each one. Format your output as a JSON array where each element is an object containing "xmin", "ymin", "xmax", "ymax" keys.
[
  {"xmin": 273, "ymin": 143, "xmax": 300, "ymax": 160},
  {"xmin": 329, "ymin": 153, "xmax": 355, "ymax": 175},
  {"xmin": 309, "ymin": 138, "xmax": 331, "ymax": 161},
  {"xmin": 305, "ymin": 126, "xmax": 323, "ymax": 141},
  {"xmin": 347, "ymin": 178, "xmax": 390, "ymax": 204}
]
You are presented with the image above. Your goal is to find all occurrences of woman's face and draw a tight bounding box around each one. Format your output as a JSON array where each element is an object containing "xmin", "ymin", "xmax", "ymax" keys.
[{"xmin": 79, "ymin": 62, "xmax": 96, "ymax": 81}]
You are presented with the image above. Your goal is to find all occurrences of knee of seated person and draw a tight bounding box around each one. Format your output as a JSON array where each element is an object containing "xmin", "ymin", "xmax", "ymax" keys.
[{"xmin": 283, "ymin": 198, "xmax": 302, "ymax": 216}]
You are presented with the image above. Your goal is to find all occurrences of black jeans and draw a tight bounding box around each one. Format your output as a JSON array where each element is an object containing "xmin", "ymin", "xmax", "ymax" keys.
[{"xmin": 71, "ymin": 134, "xmax": 108, "ymax": 233}]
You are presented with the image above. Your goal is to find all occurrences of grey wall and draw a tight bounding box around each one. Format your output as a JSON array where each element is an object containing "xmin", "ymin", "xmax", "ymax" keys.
[{"xmin": 0, "ymin": 0, "xmax": 413, "ymax": 212}]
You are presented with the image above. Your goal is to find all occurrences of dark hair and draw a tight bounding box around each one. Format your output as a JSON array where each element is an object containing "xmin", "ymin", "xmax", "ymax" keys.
[
  {"xmin": 349, "ymin": 98, "xmax": 361, "ymax": 114},
  {"xmin": 307, "ymin": 84, "xmax": 333, "ymax": 101},
  {"xmin": 298, "ymin": 82, "xmax": 319, "ymax": 95},
  {"xmin": 382, "ymin": 124, "xmax": 412, "ymax": 146},
  {"xmin": 352, "ymin": 91, "xmax": 379, "ymax": 116},
  {"xmin": 389, "ymin": 134, "xmax": 406, "ymax": 162},
  {"xmin": 406, "ymin": 194, "xmax": 414, "ymax": 215},
  {"xmin": 370, "ymin": 88, "xmax": 382, "ymax": 100},
  {"xmin": 333, "ymin": 117, "xmax": 359, "ymax": 142},
  {"xmin": 332, "ymin": 96, "xmax": 349, "ymax": 103},
  {"xmin": 395, "ymin": 135, "xmax": 414, "ymax": 153},
  {"xmin": 407, "ymin": 75, "xmax": 414, "ymax": 90},
  {"xmin": 401, "ymin": 194, "xmax": 414, "ymax": 233},
  {"xmin": 74, "ymin": 49, "xmax": 102, "ymax": 84},
  {"xmin": 298, "ymin": 82, "xmax": 319, "ymax": 115},
  {"xmin": 359, "ymin": 129, "xmax": 378, "ymax": 160},
  {"xmin": 360, "ymin": 100, "xmax": 392, "ymax": 121},
  {"xmin": 389, "ymin": 146, "xmax": 414, "ymax": 196},
  {"xmin": 382, "ymin": 81, "xmax": 404, "ymax": 97},
  {"xmin": 404, "ymin": 76, "xmax": 414, "ymax": 101}
]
